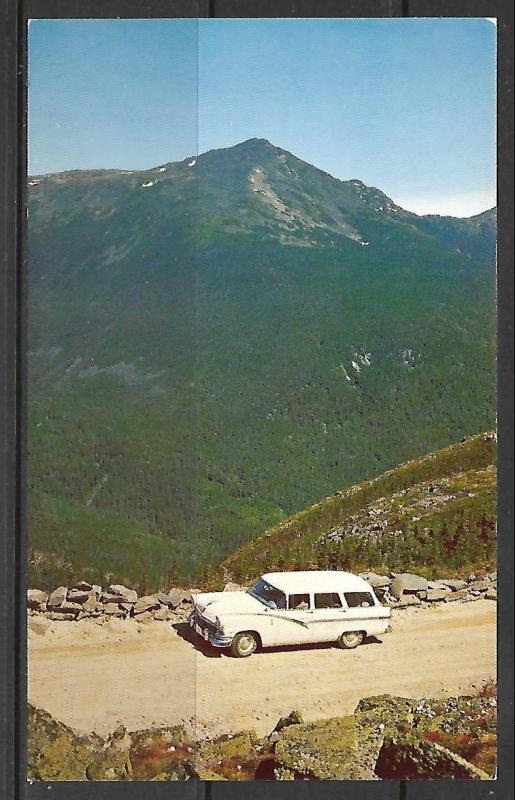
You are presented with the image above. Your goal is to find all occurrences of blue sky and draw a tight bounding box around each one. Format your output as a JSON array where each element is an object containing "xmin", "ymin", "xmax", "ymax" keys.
[{"xmin": 28, "ymin": 18, "xmax": 496, "ymax": 216}]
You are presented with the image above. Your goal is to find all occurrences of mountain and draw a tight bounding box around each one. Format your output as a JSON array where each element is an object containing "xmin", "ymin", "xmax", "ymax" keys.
[
  {"xmin": 222, "ymin": 432, "xmax": 496, "ymax": 583},
  {"xmin": 27, "ymin": 139, "xmax": 496, "ymax": 588}
]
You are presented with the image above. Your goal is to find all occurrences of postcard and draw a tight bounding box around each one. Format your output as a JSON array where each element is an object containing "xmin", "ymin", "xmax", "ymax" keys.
[{"xmin": 26, "ymin": 17, "xmax": 497, "ymax": 782}]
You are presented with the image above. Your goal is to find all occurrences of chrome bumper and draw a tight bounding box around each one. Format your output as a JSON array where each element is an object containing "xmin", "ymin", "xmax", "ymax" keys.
[{"xmin": 189, "ymin": 611, "xmax": 232, "ymax": 647}]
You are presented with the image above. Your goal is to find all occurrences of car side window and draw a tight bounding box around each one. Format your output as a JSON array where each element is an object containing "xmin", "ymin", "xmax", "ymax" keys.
[
  {"xmin": 314, "ymin": 592, "xmax": 343, "ymax": 609},
  {"xmin": 289, "ymin": 593, "xmax": 311, "ymax": 610},
  {"xmin": 344, "ymin": 591, "xmax": 374, "ymax": 608}
]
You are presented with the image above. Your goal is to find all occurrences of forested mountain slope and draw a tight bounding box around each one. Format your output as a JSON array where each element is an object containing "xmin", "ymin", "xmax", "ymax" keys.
[
  {"xmin": 28, "ymin": 139, "xmax": 496, "ymax": 586},
  {"xmin": 222, "ymin": 433, "xmax": 496, "ymax": 583}
]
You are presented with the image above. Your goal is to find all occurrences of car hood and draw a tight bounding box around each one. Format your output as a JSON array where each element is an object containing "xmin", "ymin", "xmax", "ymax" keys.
[{"xmin": 194, "ymin": 591, "xmax": 265, "ymax": 620}]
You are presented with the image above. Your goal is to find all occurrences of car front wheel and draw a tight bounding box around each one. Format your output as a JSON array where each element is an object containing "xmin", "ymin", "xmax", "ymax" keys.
[
  {"xmin": 231, "ymin": 632, "xmax": 258, "ymax": 658},
  {"xmin": 337, "ymin": 631, "xmax": 364, "ymax": 649}
]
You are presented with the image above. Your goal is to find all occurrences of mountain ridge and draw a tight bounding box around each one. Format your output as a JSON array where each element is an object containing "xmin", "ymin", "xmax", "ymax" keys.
[
  {"xmin": 28, "ymin": 136, "xmax": 495, "ymax": 224},
  {"xmin": 27, "ymin": 137, "xmax": 496, "ymax": 583}
]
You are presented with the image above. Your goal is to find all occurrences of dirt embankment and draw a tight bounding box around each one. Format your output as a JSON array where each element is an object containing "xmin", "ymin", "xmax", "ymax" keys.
[{"xmin": 28, "ymin": 599, "xmax": 496, "ymax": 739}]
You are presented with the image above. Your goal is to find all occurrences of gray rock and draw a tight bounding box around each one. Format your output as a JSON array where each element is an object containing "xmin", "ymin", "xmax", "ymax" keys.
[
  {"xmin": 108, "ymin": 585, "xmax": 138, "ymax": 604},
  {"xmin": 439, "ymin": 579, "xmax": 467, "ymax": 591},
  {"xmin": 156, "ymin": 591, "xmax": 174, "ymax": 606},
  {"xmin": 168, "ymin": 589, "xmax": 186, "ymax": 608},
  {"xmin": 445, "ymin": 589, "xmax": 469, "ymax": 602},
  {"xmin": 152, "ymin": 607, "xmax": 169, "ymax": 621},
  {"xmin": 47, "ymin": 586, "xmax": 68, "ymax": 608},
  {"xmin": 390, "ymin": 574, "xmax": 428, "ymax": 600},
  {"xmin": 134, "ymin": 594, "xmax": 160, "ymax": 614},
  {"xmin": 361, "ymin": 573, "xmax": 391, "ymax": 589},
  {"xmin": 468, "ymin": 580, "xmax": 490, "ymax": 592},
  {"xmin": 59, "ymin": 601, "xmax": 83, "ymax": 616},
  {"xmin": 485, "ymin": 587, "xmax": 497, "ymax": 601},
  {"xmin": 74, "ymin": 580, "xmax": 93, "ymax": 592},
  {"xmin": 223, "ymin": 582, "xmax": 241, "ymax": 592},
  {"xmin": 67, "ymin": 589, "xmax": 92, "ymax": 603},
  {"xmin": 82, "ymin": 592, "xmax": 99, "ymax": 613},
  {"xmin": 103, "ymin": 603, "xmax": 120, "ymax": 615},
  {"xmin": 27, "ymin": 589, "xmax": 48, "ymax": 610},
  {"xmin": 426, "ymin": 589, "xmax": 449, "ymax": 602},
  {"xmin": 427, "ymin": 581, "xmax": 451, "ymax": 592},
  {"xmin": 398, "ymin": 594, "xmax": 421, "ymax": 607}
]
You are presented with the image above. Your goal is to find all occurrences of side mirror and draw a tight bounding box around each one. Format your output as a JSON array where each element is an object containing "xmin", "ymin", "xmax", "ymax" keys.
[{"xmin": 268, "ymin": 601, "xmax": 277, "ymax": 610}]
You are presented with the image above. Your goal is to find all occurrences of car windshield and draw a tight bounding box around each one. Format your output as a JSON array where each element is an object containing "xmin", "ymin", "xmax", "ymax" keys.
[{"xmin": 247, "ymin": 578, "xmax": 286, "ymax": 609}]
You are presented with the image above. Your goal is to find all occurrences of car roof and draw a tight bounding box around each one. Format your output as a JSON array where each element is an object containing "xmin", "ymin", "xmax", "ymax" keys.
[{"xmin": 261, "ymin": 570, "xmax": 373, "ymax": 594}]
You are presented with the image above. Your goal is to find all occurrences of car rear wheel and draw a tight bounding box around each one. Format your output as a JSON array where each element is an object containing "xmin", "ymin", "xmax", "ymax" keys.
[
  {"xmin": 337, "ymin": 631, "xmax": 364, "ymax": 649},
  {"xmin": 231, "ymin": 632, "xmax": 258, "ymax": 658}
]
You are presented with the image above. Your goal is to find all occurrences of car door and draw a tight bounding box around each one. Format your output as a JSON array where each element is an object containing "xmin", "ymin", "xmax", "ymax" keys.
[
  {"xmin": 307, "ymin": 592, "xmax": 348, "ymax": 642},
  {"xmin": 270, "ymin": 593, "xmax": 314, "ymax": 646}
]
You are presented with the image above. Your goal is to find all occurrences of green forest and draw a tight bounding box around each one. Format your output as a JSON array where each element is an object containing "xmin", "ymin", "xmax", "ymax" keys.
[{"xmin": 27, "ymin": 140, "xmax": 496, "ymax": 588}]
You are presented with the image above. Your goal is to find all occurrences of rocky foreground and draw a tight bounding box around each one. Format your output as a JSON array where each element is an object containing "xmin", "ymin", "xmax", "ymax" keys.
[
  {"xmin": 28, "ymin": 685, "xmax": 496, "ymax": 781},
  {"xmin": 27, "ymin": 569, "xmax": 497, "ymax": 629}
]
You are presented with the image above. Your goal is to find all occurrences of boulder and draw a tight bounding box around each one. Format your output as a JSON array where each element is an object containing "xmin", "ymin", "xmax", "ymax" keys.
[
  {"xmin": 445, "ymin": 589, "xmax": 469, "ymax": 602},
  {"xmin": 375, "ymin": 737, "xmax": 489, "ymax": 779},
  {"xmin": 427, "ymin": 581, "xmax": 451, "ymax": 592},
  {"xmin": 27, "ymin": 704, "xmax": 102, "ymax": 781},
  {"xmin": 426, "ymin": 589, "xmax": 449, "ymax": 602},
  {"xmin": 103, "ymin": 603, "xmax": 120, "ymax": 616},
  {"xmin": 486, "ymin": 571, "xmax": 497, "ymax": 582},
  {"xmin": 360, "ymin": 573, "xmax": 391, "ymax": 589},
  {"xmin": 47, "ymin": 586, "xmax": 68, "ymax": 608},
  {"xmin": 439, "ymin": 579, "xmax": 467, "ymax": 591},
  {"xmin": 48, "ymin": 611, "xmax": 77, "ymax": 621},
  {"xmin": 134, "ymin": 595, "xmax": 160, "ymax": 614},
  {"xmin": 74, "ymin": 580, "xmax": 93, "ymax": 592},
  {"xmin": 398, "ymin": 594, "xmax": 421, "ymax": 607},
  {"xmin": 156, "ymin": 591, "xmax": 174, "ymax": 606},
  {"xmin": 223, "ymin": 582, "xmax": 241, "ymax": 592},
  {"xmin": 168, "ymin": 589, "xmax": 186, "ymax": 608},
  {"xmin": 59, "ymin": 601, "xmax": 83, "ymax": 616},
  {"xmin": 468, "ymin": 580, "xmax": 490, "ymax": 592},
  {"xmin": 27, "ymin": 589, "xmax": 48, "ymax": 610},
  {"xmin": 108, "ymin": 585, "xmax": 138, "ymax": 604},
  {"xmin": 390, "ymin": 574, "xmax": 428, "ymax": 600},
  {"xmin": 82, "ymin": 592, "xmax": 100, "ymax": 613},
  {"xmin": 274, "ymin": 715, "xmax": 367, "ymax": 779},
  {"xmin": 485, "ymin": 587, "xmax": 497, "ymax": 601},
  {"xmin": 67, "ymin": 589, "xmax": 92, "ymax": 604},
  {"xmin": 86, "ymin": 726, "xmax": 133, "ymax": 781}
]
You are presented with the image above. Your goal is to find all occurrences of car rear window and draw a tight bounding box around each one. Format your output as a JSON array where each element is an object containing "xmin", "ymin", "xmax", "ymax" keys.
[
  {"xmin": 289, "ymin": 593, "xmax": 310, "ymax": 610},
  {"xmin": 314, "ymin": 592, "xmax": 343, "ymax": 609},
  {"xmin": 344, "ymin": 591, "xmax": 374, "ymax": 608}
]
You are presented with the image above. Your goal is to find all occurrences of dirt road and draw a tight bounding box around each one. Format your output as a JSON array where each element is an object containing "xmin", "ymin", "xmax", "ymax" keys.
[{"xmin": 28, "ymin": 600, "xmax": 496, "ymax": 738}]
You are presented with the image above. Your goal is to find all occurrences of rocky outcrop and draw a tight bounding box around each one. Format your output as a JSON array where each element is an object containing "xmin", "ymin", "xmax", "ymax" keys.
[
  {"xmin": 375, "ymin": 738, "xmax": 489, "ymax": 779},
  {"xmin": 28, "ymin": 686, "xmax": 496, "ymax": 782}
]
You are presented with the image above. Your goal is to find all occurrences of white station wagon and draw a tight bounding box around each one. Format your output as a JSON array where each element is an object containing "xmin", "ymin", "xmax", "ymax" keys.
[{"xmin": 190, "ymin": 570, "xmax": 392, "ymax": 657}]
